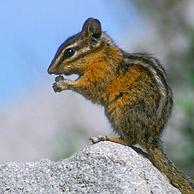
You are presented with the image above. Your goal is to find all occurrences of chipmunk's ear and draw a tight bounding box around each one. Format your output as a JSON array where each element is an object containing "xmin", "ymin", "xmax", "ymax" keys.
[{"xmin": 82, "ymin": 18, "xmax": 102, "ymax": 39}]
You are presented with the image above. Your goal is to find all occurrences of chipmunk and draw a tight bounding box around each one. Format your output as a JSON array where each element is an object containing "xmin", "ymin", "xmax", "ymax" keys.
[{"xmin": 48, "ymin": 18, "xmax": 194, "ymax": 194}]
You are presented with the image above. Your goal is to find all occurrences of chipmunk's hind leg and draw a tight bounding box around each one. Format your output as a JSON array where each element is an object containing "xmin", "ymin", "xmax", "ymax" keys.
[{"xmin": 89, "ymin": 135, "xmax": 129, "ymax": 146}]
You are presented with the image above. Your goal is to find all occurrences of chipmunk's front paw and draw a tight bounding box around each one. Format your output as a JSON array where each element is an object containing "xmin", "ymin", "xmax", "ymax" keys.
[
  {"xmin": 52, "ymin": 82, "xmax": 63, "ymax": 93},
  {"xmin": 52, "ymin": 76, "xmax": 70, "ymax": 93}
]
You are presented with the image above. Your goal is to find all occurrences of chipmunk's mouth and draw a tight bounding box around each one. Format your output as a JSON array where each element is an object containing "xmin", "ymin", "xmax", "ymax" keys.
[{"xmin": 61, "ymin": 73, "xmax": 80, "ymax": 81}]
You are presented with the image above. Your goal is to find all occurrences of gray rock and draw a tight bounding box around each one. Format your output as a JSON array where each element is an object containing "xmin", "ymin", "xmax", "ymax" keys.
[{"xmin": 0, "ymin": 142, "xmax": 180, "ymax": 194}]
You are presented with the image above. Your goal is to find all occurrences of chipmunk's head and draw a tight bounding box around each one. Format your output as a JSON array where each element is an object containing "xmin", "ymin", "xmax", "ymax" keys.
[{"xmin": 48, "ymin": 18, "xmax": 116, "ymax": 76}]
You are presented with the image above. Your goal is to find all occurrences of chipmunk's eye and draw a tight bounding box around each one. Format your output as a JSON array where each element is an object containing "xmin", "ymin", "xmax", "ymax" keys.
[{"xmin": 63, "ymin": 48, "xmax": 75, "ymax": 59}]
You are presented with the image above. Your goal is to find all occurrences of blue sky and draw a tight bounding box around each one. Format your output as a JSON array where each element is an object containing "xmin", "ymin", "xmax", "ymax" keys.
[{"xmin": 0, "ymin": 0, "xmax": 144, "ymax": 108}]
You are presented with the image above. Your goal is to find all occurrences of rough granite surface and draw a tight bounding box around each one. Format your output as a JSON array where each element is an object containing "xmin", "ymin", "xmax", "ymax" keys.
[{"xmin": 0, "ymin": 142, "xmax": 181, "ymax": 194}]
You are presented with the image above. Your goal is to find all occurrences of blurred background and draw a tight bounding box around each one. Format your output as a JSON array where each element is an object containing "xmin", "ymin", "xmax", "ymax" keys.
[{"xmin": 0, "ymin": 0, "xmax": 193, "ymax": 178}]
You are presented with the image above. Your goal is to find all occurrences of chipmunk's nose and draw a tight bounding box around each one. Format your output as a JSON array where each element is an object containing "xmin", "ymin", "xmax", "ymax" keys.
[
  {"xmin": 47, "ymin": 65, "xmax": 55, "ymax": 74},
  {"xmin": 47, "ymin": 60, "xmax": 58, "ymax": 74},
  {"xmin": 47, "ymin": 64, "xmax": 62, "ymax": 75}
]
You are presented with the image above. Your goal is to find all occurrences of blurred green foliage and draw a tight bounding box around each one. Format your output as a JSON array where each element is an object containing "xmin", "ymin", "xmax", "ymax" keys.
[
  {"xmin": 54, "ymin": 123, "xmax": 92, "ymax": 160},
  {"xmin": 185, "ymin": 30, "xmax": 194, "ymax": 86}
]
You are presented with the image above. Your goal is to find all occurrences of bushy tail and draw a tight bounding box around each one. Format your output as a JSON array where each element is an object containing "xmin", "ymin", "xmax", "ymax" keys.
[{"xmin": 145, "ymin": 143, "xmax": 194, "ymax": 194}]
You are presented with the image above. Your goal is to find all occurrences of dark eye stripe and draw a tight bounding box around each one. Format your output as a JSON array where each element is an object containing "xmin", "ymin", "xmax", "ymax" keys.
[{"xmin": 54, "ymin": 47, "xmax": 75, "ymax": 69}]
